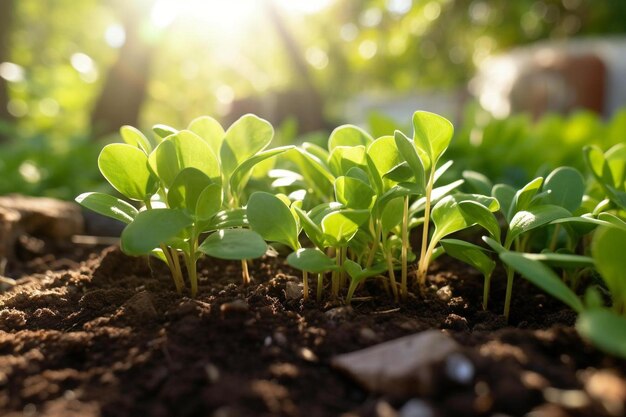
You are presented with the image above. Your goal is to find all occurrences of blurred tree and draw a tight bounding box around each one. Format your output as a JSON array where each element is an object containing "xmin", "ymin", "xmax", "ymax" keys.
[
  {"xmin": 90, "ymin": 0, "xmax": 159, "ymax": 137},
  {"xmin": 0, "ymin": 0, "xmax": 15, "ymax": 141}
]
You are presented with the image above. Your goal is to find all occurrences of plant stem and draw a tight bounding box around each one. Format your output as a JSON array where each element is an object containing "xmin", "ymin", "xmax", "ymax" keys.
[
  {"xmin": 503, "ymin": 266, "xmax": 514, "ymax": 321},
  {"xmin": 331, "ymin": 249, "xmax": 340, "ymax": 298},
  {"xmin": 417, "ymin": 169, "xmax": 436, "ymax": 292},
  {"xmin": 549, "ymin": 224, "xmax": 561, "ymax": 252},
  {"xmin": 303, "ymin": 271, "xmax": 309, "ymax": 300},
  {"xmin": 241, "ymin": 259, "xmax": 251, "ymax": 285},
  {"xmin": 185, "ymin": 236, "xmax": 199, "ymax": 298},
  {"xmin": 161, "ymin": 244, "xmax": 184, "ymax": 294},
  {"xmin": 384, "ymin": 247, "xmax": 399, "ymax": 302},
  {"xmin": 339, "ymin": 246, "xmax": 347, "ymax": 289},
  {"xmin": 400, "ymin": 195, "xmax": 409, "ymax": 300},
  {"xmin": 483, "ymin": 272, "xmax": 492, "ymax": 310},
  {"xmin": 365, "ymin": 219, "xmax": 381, "ymax": 268},
  {"xmin": 317, "ymin": 273, "xmax": 323, "ymax": 302}
]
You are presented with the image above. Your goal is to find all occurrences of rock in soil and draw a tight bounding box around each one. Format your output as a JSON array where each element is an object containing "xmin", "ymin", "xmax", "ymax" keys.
[{"xmin": 331, "ymin": 330, "xmax": 461, "ymax": 397}]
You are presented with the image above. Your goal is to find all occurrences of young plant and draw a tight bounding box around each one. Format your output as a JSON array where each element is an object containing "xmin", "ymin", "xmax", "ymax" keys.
[
  {"xmin": 77, "ymin": 115, "xmax": 282, "ymax": 296},
  {"xmin": 499, "ymin": 224, "xmax": 626, "ymax": 358}
]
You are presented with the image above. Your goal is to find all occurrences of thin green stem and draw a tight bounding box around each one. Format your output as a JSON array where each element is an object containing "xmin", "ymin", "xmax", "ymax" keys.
[
  {"xmin": 366, "ymin": 219, "xmax": 381, "ymax": 268},
  {"xmin": 482, "ymin": 272, "xmax": 492, "ymax": 310},
  {"xmin": 549, "ymin": 224, "xmax": 561, "ymax": 252},
  {"xmin": 317, "ymin": 273, "xmax": 324, "ymax": 302},
  {"xmin": 503, "ymin": 266, "xmax": 514, "ymax": 321},
  {"xmin": 339, "ymin": 246, "xmax": 347, "ymax": 290},
  {"xmin": 383, "ymin": 247, "xmax": 399, "ymax": 302},
  {"xmin": 303, "ymin": 271, "xmax": 309, "ymax": 300},
  {"xmin": 418, "ymin": 169, "xmax": 436, "ymax": 292},
  {"xmin": 160, "ymin": 244, "xmax": 184, "ymax": 294},
  {"xmin": 400, "ymin": 195, "xmax": 409, "ymax": 300}
]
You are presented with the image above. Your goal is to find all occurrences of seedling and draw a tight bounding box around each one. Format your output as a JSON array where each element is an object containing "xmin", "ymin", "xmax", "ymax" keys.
[{"xmin": 500, "ymin": 224, "xmax": 626, "ymax": 358}]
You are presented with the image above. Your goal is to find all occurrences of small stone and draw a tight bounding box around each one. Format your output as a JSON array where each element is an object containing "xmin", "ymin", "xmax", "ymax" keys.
[
  {"xmin": 298, "ymin": 347, "xmax": 318, "ymax": 362},
  {"xmin": 220, "ymin": 299, "xmax": 249, "ymax": 315},
  {"xmin": 325, "ymin": 306, "xmax": 353, "ymax": 321},
  {"xmin": 436, "ymin": 285, "xmax": 452, "ymax": 302},
  {"xmin": 584, "ymin": 370, "xmax": 626, "ymax": 416},
  {"xmin": 359, "ymin": 327, "xmax": 378, "ymax": 343},
  {"xmin": 543, "ymin": 387, "xmax": 590, "ymax": 409},
  {"xmin": 285, "ymin": 281, "xmax": 302, "ymax": 300},
  {"xmin": 445, "ymin": 353, "xmax": 474, "ymax": 384},
  {"xmin": 375, "ymin": 400, "xmax": 398, "ymax": 417},
  {"xmin": 521, "ymin": 371, "xmax": 548, "ymax": 390},
  {"xmin": 398, "ymin": 399, "xmax": 434, "ymax": 417},
  {"xmin": 443, "ymin": 313, "xmax": 469, "ymax": 331},
  {"xmin": 273, "ymin": 331, "xmax": 288, "ymax": 347},
  {"xmin": 205, "ymin": 363, "xmax": 220, "ymax": 383},
  {"xmin": 332, "ymin": 330, "xmax": 461, "ymax": 397}
]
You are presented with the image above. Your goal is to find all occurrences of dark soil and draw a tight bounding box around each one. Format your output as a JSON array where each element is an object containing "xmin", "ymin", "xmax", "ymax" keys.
[{"xmin": 0, "ymin": 240, "xmax": 624, "ymax": 417}]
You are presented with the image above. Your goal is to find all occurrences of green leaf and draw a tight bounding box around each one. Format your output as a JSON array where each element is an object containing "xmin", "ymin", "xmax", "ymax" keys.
[
  {"xmin": 220, "ymin": 114, "xmax": 274, "ymax": 177},
  {"xmin": 76, "ymin": 192, "xmax": 138, "ymax": 224},
  {"xmin": 519, "ymin": 252, "xmax": 595, "ymax": 268},
  {"xmin": 188, "ymin": 115, "xmax": 225, "ymax": 156},
  {"xmin": 120, "ymin": 125, "xmax": 152, "ymax": 154},
  {"xmin": 411, "ymin": 179, "xmax": 464, "ymax": 213},
  {"xmin": 196, "ymin": 184, "xmax": 223, "ymax": 221},
  {"xmin": 328, "ymin": 145, "xmax": 367, "ymax": 178},
  {"xmin": 198, "ymin": 229, "xmax": 267, "ymax": 260},
  {"xmin": 121, "ymin": 209, "xmax": 192, "ymax": 255},
  {"xmin": 247, "ymin": 192, "xmax": 299, "ymax": 250},
  {"xmin": 430, "ymin": 196, "xmax": 471, "ymax": 244},
  {"xmin": 381, "ymin": 197, "xmax": 404, "ymax": 233},
  {"xmin": 201, "ymin": 208, "xmax": 246, "ymax": 231},
  {"xmin": 286, "ymin": 147, "xmax": 334, "ymax": 200},
  {"xmin": 411, "ymin": 111, "xmax": 454, "ymax": 172},
  {"xmin": 592, "ymin": 226, "xmax": 626, "ymax": 308},
  {"xmin": 98, "ymin": 143, "xmax": 157, "ymax": 201},
  {"xmin": 492, "ymin": 183, "xmax": 516, "ymax": 221},
  {"xmin": 577, "ymin": 309, "xmax": 626, "ymax": 359},
  {"xmin": 167, "ymin": 168, "xmax": 213, "ymax": 214},
  {"xmin": 394, "ymin": 130, "xmax": 425, "ymax": 192},
  {"xmin": 328, "ymin": 125, "xmax": 373, "ymax": 151},
  {"xmin": 506, "ymin": 205, "xmax": 571, "ymax": 247},
  {"xmin": 334, "ymin": 176, "xmax": 375, "ymax": 209},
  {"xmin": 510, "ymin": 177, "xmax": 544, "ymax": 216},
  {"xmin": 152, "ymin": 124, "xmax": 178, "ymax": 139},
  {"xmin": 230, "ymin": 146, "xmax": 293, "ymax": 196},
  {"xmin": 543, "ymin": 167, "xmax": 585, "ymax": 212},
  {"xmin": 293, "ymin": 206, "xmax": 325, "ymax": 249},
  {"xmin": 440, "ymin": 239, "xmax": 495, "ymax": 277},
  {"xmin": 366, "ymin": 135, "xmax": 403, "ymax": 193},
  {"xmin": 597, "ymin": 213, "xmax": 626, "ymax": 231},
  {"xmin": 482, "ymin": 236, "xmax": 506, "ymax": 254},
  {"xmin": 500, "ymin": 251, "xmax": 583, "ymax": 313},
  {"xmin": 321, "ymin": 211, "xmax": 359, "ymax": 246},
  {"xmin": 149, "ymin": 130, "xmax": 221, "ymax": 188},
  {"xmin": 459, "ymin": 200, "xmax": 501, "ymax": 242},
  {"xmin": 344, "ymin": 259, "xmax": 387, "ymax": 281},
  {"xmin": 286, "ymin": 248, "xmax": 338, "ymax": 273},
  {"xmin": 462, "ymin": 170, "xmax": 492, "ymax": 195}
]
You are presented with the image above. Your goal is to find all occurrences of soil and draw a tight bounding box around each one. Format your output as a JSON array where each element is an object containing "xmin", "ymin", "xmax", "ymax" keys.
[{"xmin": 0, "ymin": 237, "xmax": 625, "ymax": 417}]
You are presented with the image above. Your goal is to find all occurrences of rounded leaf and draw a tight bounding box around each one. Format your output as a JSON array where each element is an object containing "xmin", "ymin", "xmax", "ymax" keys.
[
  {"xmin": 247, "ymin": 192, "xmax": 299, "ymax": 250},
  {"xmin": 188, "ymin": 115, "xmax": 224, "ymax": 156},
  {"xmin": 328, "ymin": 125, "xmax": 373, "ymax": 152},
  {"xmin": 98, "ymin": 143, "xmax": 157, "ymax": 201},
  {"xmin": 412, "ymin": 111, "xmax": 454, "ymax": 170},
  {"xmin": 334, "ymin": 176, "xmax": 375, "ymax": 210},
  {"xmin": 121, "ymin": 209, "xmax": 192, "ymax": 255},
  {"xmin": 543, "ymin": 167, "xmax": 585, "ymax": 212},
  {"xmin": 76, "ymin": 192, "xmax": 138, "ymax": 224},
  {"xmin": 286, "ymin": 248, "xmax": 338, "ymax": 273},
  {"xmin": 167, "ymin": 168, "xmax": 213, "ymax": 215},
  {"xmin": 220, "ymin": 114, "xmax": 274, "ymax": 177},
  {"xmin": 198, "ymin": 228, "xmax": 267, "ymax": 260},
  {"xmin": 120, "ymin": 125, "xmax": 152, "ymax": 153}
]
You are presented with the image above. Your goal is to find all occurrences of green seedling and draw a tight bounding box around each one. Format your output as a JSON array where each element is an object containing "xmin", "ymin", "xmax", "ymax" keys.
[
  {"xmin": 440, "ymin": 238, "xmax": 495, "ymax": 310},
  {"xmin": 500, "ymin": 225, "xmax": 626, "ymax": 358},
  {"xmin": 584, "ymin": 144, "xmax": 626, "ymax": 211}
]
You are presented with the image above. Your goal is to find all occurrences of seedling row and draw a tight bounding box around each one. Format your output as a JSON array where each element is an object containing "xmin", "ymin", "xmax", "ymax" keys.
[{"xmin": 76, "ymin": 111, "xmax": 626, "ymax": 358}]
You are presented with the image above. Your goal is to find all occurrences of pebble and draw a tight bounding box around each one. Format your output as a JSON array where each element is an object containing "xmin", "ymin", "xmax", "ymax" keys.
[
  {"xmin": 436, "ymin": 285, "xmax": 452, "ymax": 302},
  {"xmin": 298, "ymin": 347, "xmax": 319, "ymax": 362},
  {"xmin": 445, "ymin": 353, "xmax": 475, "ymax": 384},
  {"xmin": 205, "ymin": 363, "xmax": 220, "ymax": 383},
  {"xmin": 332, "ymin": 330, "xmax": 461, "ymax": 397},
  {"xmin": 220, "ymin": 299, "xmax": 249, "ymax": 315},
  {"xmin": 285, "ymin": 281, "xmax": 302, "ymax": 300},
  {"xmin": 443, "ymin": 313, "xmax": 469, "ymax": 331},
  {"xmin": 375, "ymin": 400, "xmax": 398, "ymax": 417},
  {"xmin": 273, "ymin": 331, "xmax": 288, "ymax": 347},
  {"xmin": 398, "ymin": 399, "xmax": 434, "ymax": 417},
  {"xmin": 325, "ymin": 306, "xmax": 353, "ymax": 321},
  {"xmin": 584, "ymin": 370, "xmax": 625, "ymax": 416},
  {"xmin": 543, "ymin": 387, "xmax": 590, "ymax": 408},
  {"xmin": 122, "ymin": 291, "xmax": 158, "ymax": 321},
  {"xmin": 359, "ymin": 327, "xmax": 378, "ymax": 343}
]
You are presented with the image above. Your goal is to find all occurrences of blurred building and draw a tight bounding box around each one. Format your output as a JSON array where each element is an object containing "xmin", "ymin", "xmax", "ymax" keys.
[{"xmin": 471, "ymin": 37, "xmax": 626, "ymax": 119}]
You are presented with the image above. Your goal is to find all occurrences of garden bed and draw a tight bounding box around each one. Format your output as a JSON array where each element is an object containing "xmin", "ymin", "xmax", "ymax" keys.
[{"xmin": 1, "ymin": 239, "xmax": 624, "ymax": 417}]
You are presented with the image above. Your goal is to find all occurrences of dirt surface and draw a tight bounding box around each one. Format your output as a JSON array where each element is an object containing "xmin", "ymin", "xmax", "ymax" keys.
[{"xmin": 1, "ymin": 242, "xmax": 625, "ymax": 417}]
